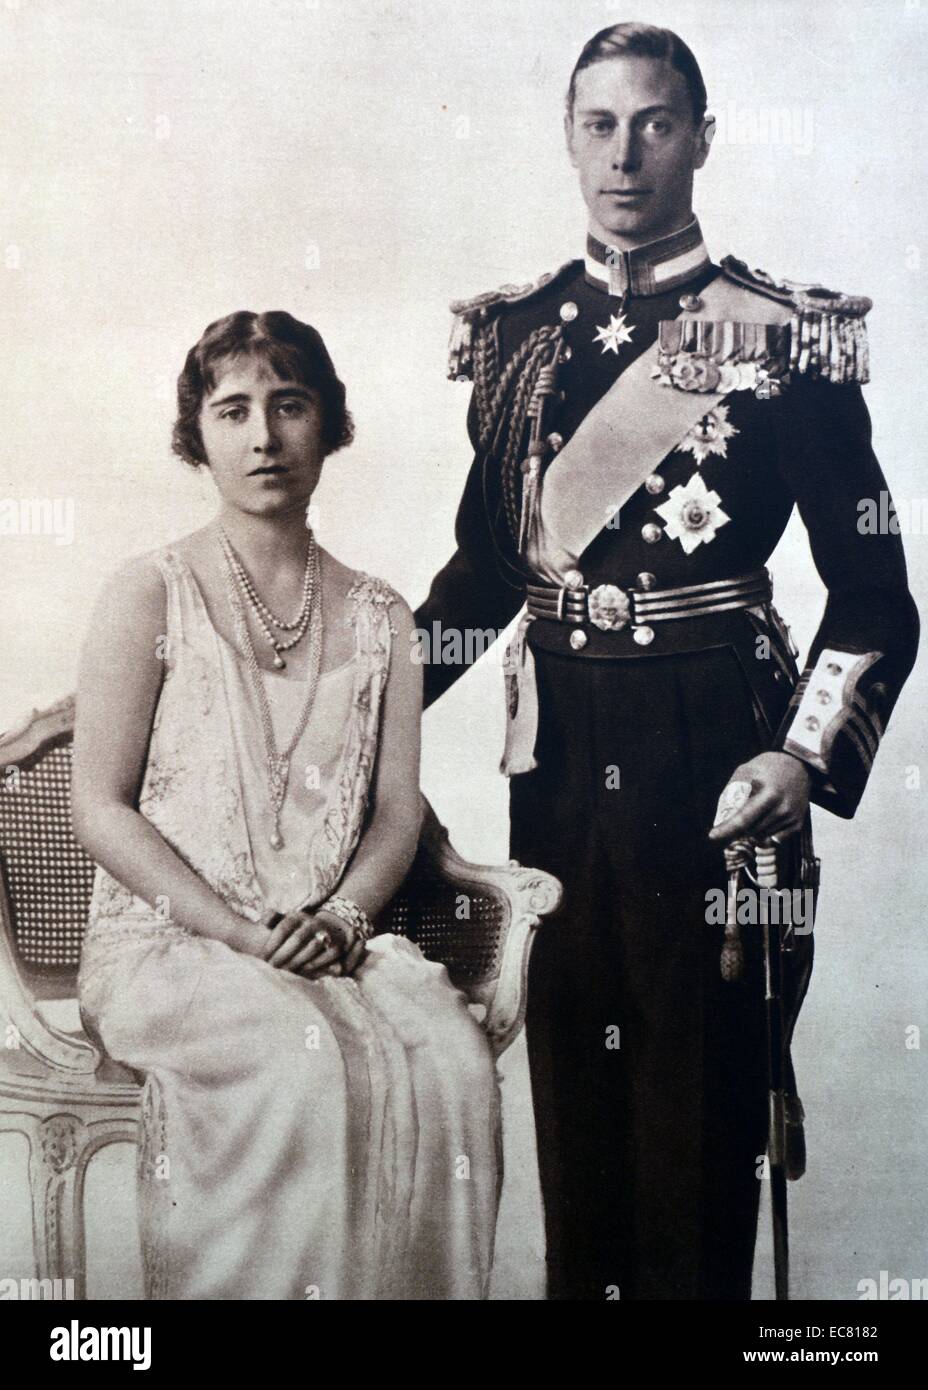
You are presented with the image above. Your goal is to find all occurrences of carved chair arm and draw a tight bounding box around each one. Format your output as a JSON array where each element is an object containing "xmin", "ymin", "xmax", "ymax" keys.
[{"xmin": 380, "ymin": 796, "xmax": 562, "ymax": 1057}]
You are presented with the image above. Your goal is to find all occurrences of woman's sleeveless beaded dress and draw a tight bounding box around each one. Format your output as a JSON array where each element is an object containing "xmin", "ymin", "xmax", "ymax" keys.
[{"xmin": 77, "ymin": 547, "xmax": 501, "ymax": 1300}]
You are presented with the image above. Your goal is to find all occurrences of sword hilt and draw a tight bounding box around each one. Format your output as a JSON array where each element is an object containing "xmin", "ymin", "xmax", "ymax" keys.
[
  {"xmin": 720, "ymin": 837, "xmax": 779, "ymax": 981},
  {"xmin": 755, "ymin": 838, "xmax": 778, "ymax": 890}
]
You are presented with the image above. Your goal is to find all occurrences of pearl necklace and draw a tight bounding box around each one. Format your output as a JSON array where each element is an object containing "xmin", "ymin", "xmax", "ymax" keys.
[
  {"xmin": 219, "ymin": 529, "xmax": 315, "ymax": 669},
  {"xmin": 219, "ymin": 534, "xmax": 323, "ymax": 849}
]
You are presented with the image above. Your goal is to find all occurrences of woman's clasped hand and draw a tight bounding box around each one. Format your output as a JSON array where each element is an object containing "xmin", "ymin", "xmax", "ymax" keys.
[
  {"xmin": 72, "ymin": 308, "xmax": 501, "ymax": 1299},
  {"xmin": 256, "ymin": 907, "xmax": 367, "ymax": 978}
]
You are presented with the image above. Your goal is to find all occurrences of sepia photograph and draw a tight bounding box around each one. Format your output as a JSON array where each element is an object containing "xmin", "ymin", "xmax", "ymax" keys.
[{"xmin": 0, "ymin": 0, "xmax": 925, "ymax": 1352}]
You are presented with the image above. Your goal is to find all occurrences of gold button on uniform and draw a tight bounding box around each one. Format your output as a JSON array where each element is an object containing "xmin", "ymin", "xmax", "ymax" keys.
[
  {"xmin": 633, "ymin": 625, "xmax": 655, "ymax": 646},
  {"xmin": 547, "ymin": 432, "xmax": 564, "ymax": 452},
  {"xmin": 645, "ymin": 474, "xmax": 665, "ymax": 495},
  {"xmin": 570, "ymin": 629, "xmax": 588, "ymax": 650},
  {"xmin": 563, "ymin": 569, "xmax": 584, "ymax": 589},
  {"xmin": 679, "ymin": 293, "xmax": 702, "ymax": 312},
  {"xmin": 641, "ymin": 522, "xmax": 662, "ymax": 544},
  {"xmin": 559, "ymin": 302, "xmax": 579, "ymax": 322},
  {"xmin": 637, "ymin": 572, "xmax": 657, "ymax": 590}
]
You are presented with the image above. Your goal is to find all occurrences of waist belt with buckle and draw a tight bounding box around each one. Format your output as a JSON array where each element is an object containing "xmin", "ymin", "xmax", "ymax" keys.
[
  {"xmin": 525, "ymin": 569, "xmax": 772, "ymax": 648},
  {"xmin": 501, "ymin": 568, "xmax": 773, "ymax": 778}
]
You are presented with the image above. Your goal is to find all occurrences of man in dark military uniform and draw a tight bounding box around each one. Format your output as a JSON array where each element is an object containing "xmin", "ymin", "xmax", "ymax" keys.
[{"xmin": 415, "ymin": 22, "xmax": 918, "ymax": 1300}]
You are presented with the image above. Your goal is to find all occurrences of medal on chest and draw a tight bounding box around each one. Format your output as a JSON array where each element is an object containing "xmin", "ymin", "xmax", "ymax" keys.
[
  {"xmin": 652, "ymin": 318, "xmax": 789, "ymax": 396},
  {"xmin": 592, "ymin": 312, "xmax": 635, "ymax": 354},
  {"xmin": 653, "ymin": 472, "xmax": 730, "ymax": 554},
  {"xmin": 678, "ymin": 404, "xmax": 739, "ymax": 463}
]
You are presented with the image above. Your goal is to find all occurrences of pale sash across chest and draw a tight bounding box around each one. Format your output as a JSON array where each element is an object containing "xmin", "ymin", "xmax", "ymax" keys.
[
  {"xmin": 504, "ymin": 275, "xmax": 793, "ymax": 776},
  {"xmin": 532, "ymin": 274, "xmax": 793, "ymax": 579}
]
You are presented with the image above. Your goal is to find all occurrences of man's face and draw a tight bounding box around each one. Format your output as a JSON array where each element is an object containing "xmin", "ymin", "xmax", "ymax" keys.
[{"xmin": 566, "ymin": 54, "xmax": 711, "ymax": 246}]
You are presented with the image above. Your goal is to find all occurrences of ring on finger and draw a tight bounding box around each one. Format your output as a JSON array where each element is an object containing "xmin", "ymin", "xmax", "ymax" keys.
[{"xmin": 313, "ymin": 929, "xmax": 332, "ymax": 950}]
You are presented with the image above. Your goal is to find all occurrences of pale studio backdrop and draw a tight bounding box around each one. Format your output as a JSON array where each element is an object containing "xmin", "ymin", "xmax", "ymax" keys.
[{"xmin": 1, "ymin": 0, "xmax": 926, "ymax": 1300}]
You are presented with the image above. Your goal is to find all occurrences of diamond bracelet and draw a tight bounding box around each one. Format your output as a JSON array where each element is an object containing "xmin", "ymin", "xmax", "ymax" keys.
[{"xmin": 320, "ymin": 895, "xmax": 375, "ymax": 942}]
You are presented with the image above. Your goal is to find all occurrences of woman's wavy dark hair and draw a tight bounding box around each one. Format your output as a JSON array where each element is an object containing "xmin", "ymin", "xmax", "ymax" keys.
[{"xmin": 172, "ymin": 310, "xmax": 354, "ymax": 469}]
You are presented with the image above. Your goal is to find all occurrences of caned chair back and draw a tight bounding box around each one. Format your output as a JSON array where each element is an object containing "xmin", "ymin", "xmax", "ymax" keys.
[
  {"xmin": 378, "ymin": 832, "xmax": 506, "ymax": 986},
  {"xmin": 0, "ymin": 696, "xmax": 561, "ymax": 1054},
  {"xmin": 0, "ymin": 697, "xmax": 88, "ymax": 997},
  {"xmin": 0, "ymin": 694, "xmax": 560, "ymax": 1298}
]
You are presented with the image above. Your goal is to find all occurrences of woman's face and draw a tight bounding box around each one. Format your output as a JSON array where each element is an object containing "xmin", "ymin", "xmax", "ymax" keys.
[{"xmin": 198, "ymin": 353, "xmax": 326, "ymax": 517}]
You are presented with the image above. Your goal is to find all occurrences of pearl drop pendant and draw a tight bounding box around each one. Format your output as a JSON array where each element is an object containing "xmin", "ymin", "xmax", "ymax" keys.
[
  {"xmin": 270, "ymin": 828, "xmax": 283, "ymax": 850},
  {"xmin": 273, "ymin": 652, "xmax": 286, "ymax": 670}
]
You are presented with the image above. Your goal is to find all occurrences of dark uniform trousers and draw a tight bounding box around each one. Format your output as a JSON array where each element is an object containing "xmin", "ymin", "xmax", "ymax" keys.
[
  {"xmin": 513, "ymin": 636, "xmax": 774, "ymax": 1300},
  {"xmin": 417, "ymin": 252, "xmax": 917, "ymax": 1301}
]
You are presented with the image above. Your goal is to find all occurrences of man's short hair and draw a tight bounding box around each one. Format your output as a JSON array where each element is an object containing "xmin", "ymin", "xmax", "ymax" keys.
[{"xmin": 566, "ymin": 22, "xmax": 708, "ymax": 125}]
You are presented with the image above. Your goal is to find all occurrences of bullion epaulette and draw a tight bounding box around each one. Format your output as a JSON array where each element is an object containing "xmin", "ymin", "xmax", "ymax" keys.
[
  {"xmin": 447, "ymin": 260, "xmax": 576, "ymax": 381},
  {"xmin": 720, "ymin": 255, "xmax": 872, "ymax": 383}
]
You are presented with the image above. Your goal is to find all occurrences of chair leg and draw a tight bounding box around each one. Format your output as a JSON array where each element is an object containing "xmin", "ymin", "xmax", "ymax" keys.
[{"xmin": 27, "ymin": 1114, "xmax": 89, "ymax": 1300}]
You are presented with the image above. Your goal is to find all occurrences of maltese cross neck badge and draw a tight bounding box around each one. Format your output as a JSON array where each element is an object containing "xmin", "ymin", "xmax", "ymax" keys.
[{"xmin": 593, "ymin": 312, "xmax": 635, "ymax": 355}]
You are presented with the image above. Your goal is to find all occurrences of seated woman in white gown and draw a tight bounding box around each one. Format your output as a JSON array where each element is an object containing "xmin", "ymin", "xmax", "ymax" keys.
[{"xmin": 72, "ymin": 309, "xmax": 501, "ymax": 1300}]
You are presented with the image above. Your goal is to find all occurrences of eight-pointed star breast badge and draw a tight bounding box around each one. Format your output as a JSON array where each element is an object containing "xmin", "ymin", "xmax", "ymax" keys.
[
  {"xmin": 653, "ymin": 472, "xmax": 731, "ymax": 554},
  {"xmin": 678, "ymin": 404, "xmax": 739, "ymax": 464},
  {"xmin": 593, "ymin": 313, "xmax": 635, "ymax": 355}
]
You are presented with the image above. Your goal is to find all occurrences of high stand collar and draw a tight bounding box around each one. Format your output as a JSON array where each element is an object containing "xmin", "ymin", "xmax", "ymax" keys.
[{"xmin": 585, "ymin": 216, "xmax": 711, "ymax": 299}]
